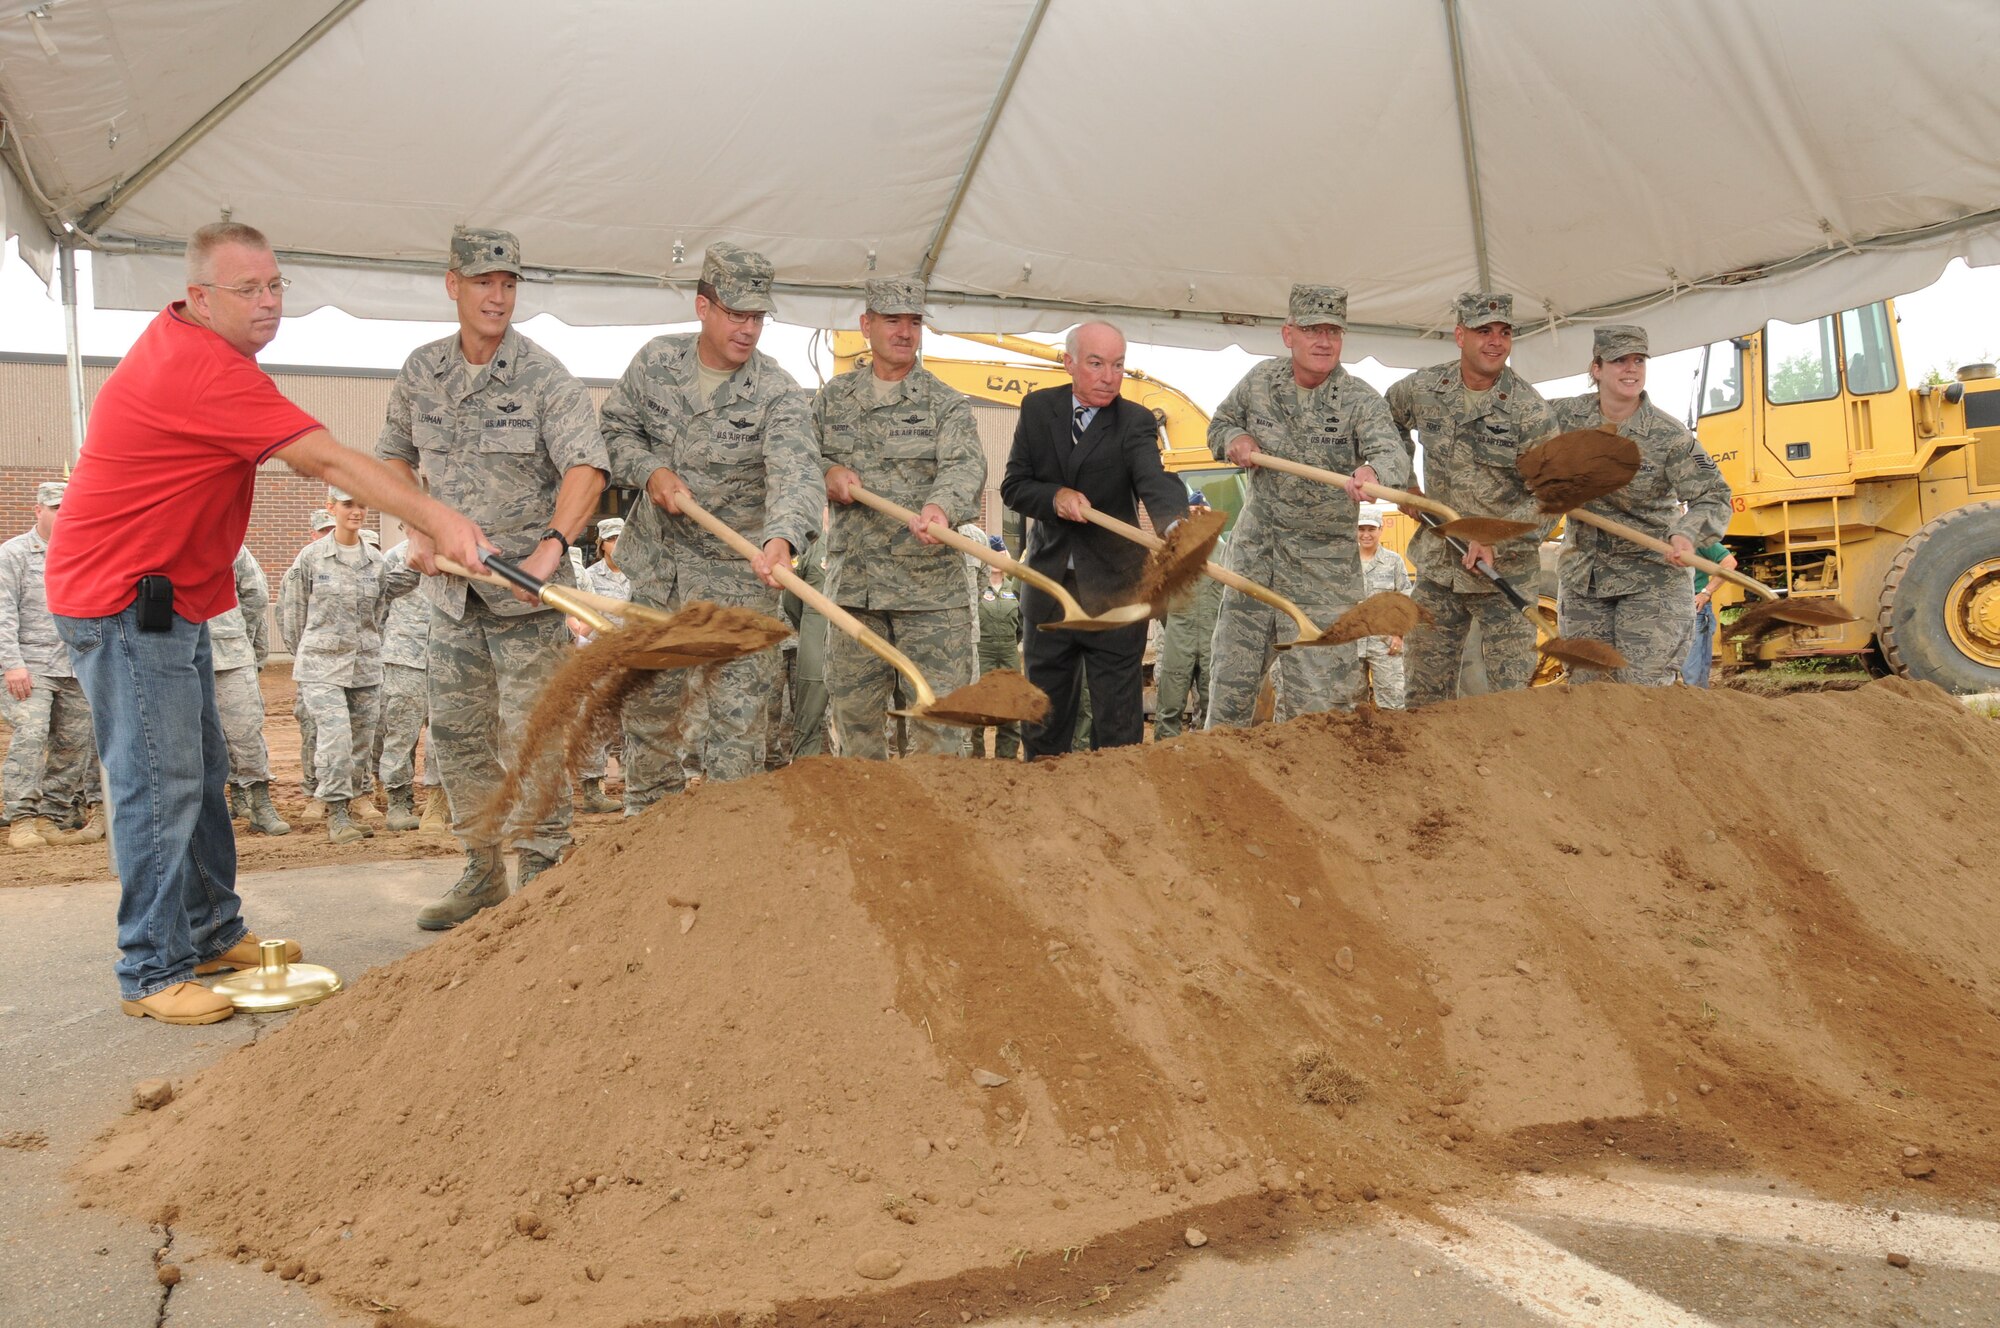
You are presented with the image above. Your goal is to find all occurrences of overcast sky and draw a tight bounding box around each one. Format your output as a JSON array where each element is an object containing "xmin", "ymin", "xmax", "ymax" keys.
[{"xmin": 4, "ymin": 239, "xmax": 1997, "ymax": 434}]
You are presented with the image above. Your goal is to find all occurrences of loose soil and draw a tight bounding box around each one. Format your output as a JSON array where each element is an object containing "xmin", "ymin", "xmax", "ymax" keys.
[
  {"xmin": 1316, "ymin": 591, "xmax": 1430, "ymax": 645},
  {"xmin": 1540, "ymin": 635, "xmax": 1628, "ymax": 672},
  {"xmin": 918, "ymin": 669, "xmax": 1051, "ymax": 728},
  {"xmin": 1128, "ymin": 507, "xmax": 1227, "ymax": 615},
  {"xmin": 80, "ymin": 679, "xmax": 2000, "ymax": 1327},
  {"xmin": 1518, "ymin": 427, "xmax": 1642, "ymax": 513}
]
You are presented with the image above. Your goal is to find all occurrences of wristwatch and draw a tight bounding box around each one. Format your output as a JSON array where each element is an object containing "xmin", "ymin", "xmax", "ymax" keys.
[{"xmin": 538, "ymin": 527, "xmax": 569, "ymax": 553}]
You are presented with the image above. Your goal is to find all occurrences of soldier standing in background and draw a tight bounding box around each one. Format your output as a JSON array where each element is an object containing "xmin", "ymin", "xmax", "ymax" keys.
[
  {"xmin": 1206, "ymin": 285, "xmax": 1408, "ymax": 727},
  {"xmin": 600, "ymin": 243, "xmax": 819, "ymax": 805},
  {"xmin": 574, "ymin": 515, "xmax": 629, "ymax": 810},
  {"xmin": 1387, "ymin": 292, "xmax": 1559, "ymax": 706},
  {"xmin": 375, "ymin": 536, "xmax": 442, "ymax": 831},
  {"xmin": 1355, "ymin": 506, "xmax": 1413, "ymax": 708},
  {"xmin": 377, "ymin": 227, "xmax": 608, "ymax": 928},
  {"xmin": 780, "ymin": 528, "xmax": 833, "ymax": 759},
  {"xmin": 1152, "ymin": 492, "xmax": 1225, "ymax": 739},
  {"xmin": 211, "ymin": 545, "xmax": 288, "ymax": 834},
  {"xmin": 975, "ymin": 557, "xmax": 1023, "ymax": 757},
  {"xmin": 293, "ymin": 506, "xmax": 335, "ymax": 818},
  {"xmin": 0, "ymin": 482, "xmax": 102, "ymax": 847},
  {"xmin": 279, "ymin": 488, "xmax": 417, "ymax": 845},
  {"xmin": 1550, "ymin": 325, "xmax": 1733, "ymax": 685},
  {"xmin": 817, "ymin": 276, "xmax": 986, "ymax": 760}
]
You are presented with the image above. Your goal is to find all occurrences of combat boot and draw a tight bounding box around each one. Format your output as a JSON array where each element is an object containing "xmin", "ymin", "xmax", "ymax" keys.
[
  {"xmin": 517, "ymin": 847, "xmax": 563, "ymax": 889},
  {"xmin": 384, "ymin": 784, "xmax": 419, "ymax": 832},
  {"xmin": 418, "ymin": 787, "xmax": 449, "ymax": 833},
  {"xmin": 577, "ymin": 776, "xmax": 619, "ymax": 813},
  {"xmin": 8, "ymin": 816, "xmax": 52, "ymax": 849},
  {"xmin": 227, "ymin": 784, "xmax": 246, "ymax": 820},
  {"xmin": 246, "ymin": 783, "xmax": 291, "ymax": 836},
  {"xmin": 300, "ymin": 798, "xmax": 326, "ymax": 822},
  {"xmin": 416, "ymin": 849, "xmax": 508, "ymax": 931},
  {"xmin": 41, "ymin": 809, "xmax": 102, "ymax": 845},
  {"xmin": 326, "ymin": 802, "xmax": 368, "ymax": 846},
  {"xmin": 352, "ymin": 792, "xmax": 386, "ymax": 823}
]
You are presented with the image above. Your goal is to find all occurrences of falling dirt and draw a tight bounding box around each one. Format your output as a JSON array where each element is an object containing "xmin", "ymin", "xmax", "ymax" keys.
[
  {"xmin": 1316, "ymin": 591, "xmax": 1431, "ymax": 645},
  {"xmin": 1129, "ymin": 506, "xmax": 1227, "ymax": 615},
  {"xmin": 1539, "ymin": 635, "xmax": 1628, "ymax": 672},
  {"xmin": 914, "ymin": 669, "xmax": 1051, "ymax": 728},
  {"xmin": 1518, "ymin": 427, "xmax": 1642, "ymax": 513},
  {"xmin": 79, "ymin": 679, "xmax": 2000, "ymax": 1327}
]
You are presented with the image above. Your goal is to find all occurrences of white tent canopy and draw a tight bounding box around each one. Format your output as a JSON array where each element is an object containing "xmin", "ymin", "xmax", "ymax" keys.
[{"xmin": 3, "ymin": 0, "xmax": 1998, "ymax": 376}]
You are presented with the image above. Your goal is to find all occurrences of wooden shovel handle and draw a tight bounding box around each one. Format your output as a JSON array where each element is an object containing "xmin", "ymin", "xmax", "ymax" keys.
[
  {"xmin": 673, "ymin": 496, "xmax": 938, "ymax": 708},
  {"xmin": 845, "ymin": 483, "xmax": 1081, "ymax": 612},
  {"xmin": 1077, "ymin": 507, "xmax": 1321, "ymax": 638},
  {"xmin": 434, "ymin": 555, "xmax": 679, "ymax": 629},
  {"xmin": 1247, "ymin": 453, "xmax": 1462, "ymax": 524},
  {"xmin": 1564, "ymin": 509, "xmax": 1777, "ymax": 601}
]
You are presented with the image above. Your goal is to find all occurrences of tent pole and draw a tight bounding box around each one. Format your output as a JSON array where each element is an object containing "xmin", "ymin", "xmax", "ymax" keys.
[
  {"xmin": 1442, "ymin": 0, "xmax": 1492, "ymax": 292},
  {"xmin": 919, "ymin": 0, "xmax": 1052, "ymax": 280},
  {"xmin": 58, "ymin": 239, "xmax": 86, "ymax": 468},
  {"xmin": 75, "ymin": 0, "xmax": 372, "ymax": 236}
]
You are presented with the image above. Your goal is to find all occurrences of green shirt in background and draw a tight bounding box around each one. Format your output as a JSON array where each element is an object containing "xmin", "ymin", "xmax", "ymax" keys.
[{"xmin": 1693, "ymin": 541, "xmax": 1730, "ymax": 594}]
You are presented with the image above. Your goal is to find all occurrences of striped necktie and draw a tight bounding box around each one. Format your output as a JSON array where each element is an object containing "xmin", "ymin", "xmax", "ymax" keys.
[{"xmin": 1072, "ymin": 404, "xmax": 1088, "ymax": 447}]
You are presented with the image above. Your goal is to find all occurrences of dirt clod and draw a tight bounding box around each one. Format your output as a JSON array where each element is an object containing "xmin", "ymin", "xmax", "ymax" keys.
[
  {"xmin": 1129, "ymin": 507, "xmax": 1227, "ymax": 613},
  {"xmin": 156, "ymin": 1264, "xmax": 181, "ymax": 1287},
  {"xmin": 853, "ymin": 1249, "xmax": 904, "ymax": 1280},
  {"xmin": 132, "ymin": 1079, "xmax": 174, "ymax": 1111}
]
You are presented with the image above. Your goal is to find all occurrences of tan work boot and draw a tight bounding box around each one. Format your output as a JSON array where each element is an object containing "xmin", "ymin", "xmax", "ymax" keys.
[
  {"xmin": 578, "ymin": 777, "xmax": 619, "ymax": 814},
  {"xmin": 300, "ymin": 798, "xmax": 326, "ymax": 822},
  {"xmin": 245, "ymin": 783, "xmax": 291, "ymax": 836},
  {"xmin": 8, "ymin": 817, "xmax": 53, "ymax": 849},
  {"xmin": 416, "ymin": 849, "xmax": 507, "ymax": 931},
  {"xmin": 194, "ymin": 934, "xmax": 303, "ymax": 976},
  {"xmin": 326, "ymin": 802, "xmax": 369, "ymax": 846},
  {"xmin": 352, "ymin": 793, "xmax": 386, "ymax": 823},
  {"xmin": 40, "ymin": 811, "xmax": 100, "ymax": 846},
  {"xmin": 418, "ymin": 787, "xmax": 449, "ymax": 833},
  {"xmin": 383, "ymin": 785, "xmax": 419, "ymax": 832},
  {"xmin": 120, "ymin": 981, "xmax": 233, "ymax": 1025}
]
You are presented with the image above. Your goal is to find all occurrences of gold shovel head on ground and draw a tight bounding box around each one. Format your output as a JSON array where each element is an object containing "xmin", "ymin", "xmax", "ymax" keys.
[
  {"xmin": 208, "ymin": 939, "xmax": 342, "ymax": 1012},
  {"xmin": 1518, "ymin": 428, "xmax": 1644, "ymax": 513}
]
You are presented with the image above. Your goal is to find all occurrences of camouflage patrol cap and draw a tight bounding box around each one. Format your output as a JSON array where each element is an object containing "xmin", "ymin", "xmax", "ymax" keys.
[
  {"xmin": 450, "ymin": 227, "xmax": 524, "ymax": 278},
  {"xmin": 327, "ymin": 485, "xmax": 354, "ymax": 503},
  {"xmin": 701, "ymin": 242, "xmax": 777, "ymax": 313},
  {"xmin": 864, "ymin": 275, "xmax": 926, "ymax": 316},
  {"xmin": 1593, "ymin": 324, "xmax": 1650, "ymax": 360},
  {"xmin": 597, "ymin": 516, "xmax": 625, "ymax": 540},
  {"xmin": 35, "ymin": 481, "xmax": 64, "ymax": 508},
  {"xmin": 310, "ymin": 508, "xmax": 334, "ymax": 533},
  {"xmin": 1454, "ymin": 291, "xmax": 1515, "ymax": 330},
  {"xmin": 1288, "ymin": 284, "xmax": 1348, "ymax": 329}
]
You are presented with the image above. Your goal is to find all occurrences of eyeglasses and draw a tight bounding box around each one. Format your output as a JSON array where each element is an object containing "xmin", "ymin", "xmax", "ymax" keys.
[
  {"xmin": 706, "ymin": 300, "xmax": 766, "ymax": 327},
  {"xmin": 199, "ymin": 277, "xmax": 292, "ymax": 300},
  {"xmin": 1292, "ymin": 324, "xmax": 1342, "ymax": 342}
]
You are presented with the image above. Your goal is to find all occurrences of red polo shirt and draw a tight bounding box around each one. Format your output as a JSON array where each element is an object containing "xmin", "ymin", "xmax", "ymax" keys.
[{"xmin": 45, "ymin": 304, "xmax": 322, "ymax": 622}]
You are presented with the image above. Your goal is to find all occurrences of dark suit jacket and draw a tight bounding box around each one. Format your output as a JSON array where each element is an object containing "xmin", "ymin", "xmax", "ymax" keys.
[{"xmin": 1000, "ymin": 388, "xmax": 1190, "ymax": 611}]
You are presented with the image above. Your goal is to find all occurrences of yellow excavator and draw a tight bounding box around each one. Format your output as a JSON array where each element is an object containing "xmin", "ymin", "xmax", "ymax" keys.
[{"xmin": 1691, "ymin": 297, "xmax": 2000, "ymax": 692}]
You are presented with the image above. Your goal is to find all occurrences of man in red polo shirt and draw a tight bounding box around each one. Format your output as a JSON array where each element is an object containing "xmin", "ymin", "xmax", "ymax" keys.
[{"xmin": 46, "ymin": 221, "xmax": 492, "ymax": 1026}]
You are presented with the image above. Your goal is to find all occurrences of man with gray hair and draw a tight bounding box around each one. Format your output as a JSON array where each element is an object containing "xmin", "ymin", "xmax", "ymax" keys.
[
  {"xmin": 0, "ymin": 481, "xmax": 101, "ymax": 847},
  {"xmin": 1207, "ymin": 284, "xmax": 1410, "ymax": 727},
  {"xmin": 817, "ymin": 275, "xmax": 985, "ymax": 759},
  {"xmin": 1387, "ymin": 291, "xmax": 1560, "ymax": 705},
  {"xmin": 378, "ymin": 226, "xmax": 608, "ymax": 928},
  {"xmin": 1001, "ymin": 320, "xmax": 1188, "ymax": 755},
  {"xmin": 601, "ymin": 242, "xmax": 820, "ymax": 803}
]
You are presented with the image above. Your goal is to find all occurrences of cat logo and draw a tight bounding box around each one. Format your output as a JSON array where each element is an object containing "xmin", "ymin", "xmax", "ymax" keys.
[{"xmin": 497, "ymin": 402, "xmax": 522, "ymax": 415}]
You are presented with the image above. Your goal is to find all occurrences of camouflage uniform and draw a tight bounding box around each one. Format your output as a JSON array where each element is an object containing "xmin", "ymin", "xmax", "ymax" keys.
[
  {"xmin": 815, "ymin": 276, "xmax": 986, "ymax": 759},
  {"xmin": 976, "ymin": 578, "xmax": 1023, "ymax": 757},
  {"xmin": 292, "ymin": 510, "xmax": 334, "ymax": 798},
  {"xmin": 1153, "ymin": 541, "xmax": 1224, "ymax": 739},
  {"xmin": 780, "ymin": 534, "xmax": 832, "ymax": 759},
  {"xmin": 1356, "ymin": 544, "xmax": 1414, "ymax": 708},
  {"xmin": 579, "ymin": 551, "xmax": 632, "ymax": 782},
  {"xmin": 377, "ymin": 296, "xmax": 608, "ymax": 862},
  {"xmin": 600, "ymin": 244, "xmax": 819, "ymax": 807},
  {"xmin": 0, "ymin": 516, "xmax": 97, "ymax": 827},
  {"xmin": 278, "ymin": 532, "xmax": 418, "ymax": 804},
  {"xmin": 1551, "ymin": 327, "xmax": 1734, "ymax": 685},
  {"xmin": 375, "ymin": 539, "xmax": 440, "ymax": 795},
  {"xmin": 209, "ymin": 547, "xmax": 272, "ymax": 785},
  {"xmin": 1386, "ymin": 292, "xmax": 1560, "ymax": 707},
  {"xmin": 1206, "ymin": 285, "xmax": 1410, "ymax": 727}
]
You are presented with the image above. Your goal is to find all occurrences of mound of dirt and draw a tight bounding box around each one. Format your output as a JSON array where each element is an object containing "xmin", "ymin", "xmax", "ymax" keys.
[{"xmin": 82, "ymin": 679, "xmax": 2000, "ymax": 1326}]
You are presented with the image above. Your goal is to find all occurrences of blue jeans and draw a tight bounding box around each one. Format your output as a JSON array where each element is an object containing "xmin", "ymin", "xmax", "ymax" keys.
[
  {"xmin": 1683, "ymin": 599, "xmax": 1717, "ymax": 687},
  {"xmin": 57, "ymin": 605, "xmax": 243, "ymax": 1000}
]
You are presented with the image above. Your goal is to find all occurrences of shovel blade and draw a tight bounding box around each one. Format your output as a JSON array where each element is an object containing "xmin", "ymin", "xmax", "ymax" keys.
[{"xmin": 1037, "ymin": 603, "xmax": 1154, "ymax": 633}]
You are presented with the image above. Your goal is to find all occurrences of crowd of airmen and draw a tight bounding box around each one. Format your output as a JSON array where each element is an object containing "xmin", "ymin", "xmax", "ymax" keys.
[{"xmin": 0, "ymin": 231, "xmax": 1731, "ymax": 931}]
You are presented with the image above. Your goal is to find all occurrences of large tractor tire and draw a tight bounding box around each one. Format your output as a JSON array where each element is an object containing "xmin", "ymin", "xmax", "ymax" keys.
[{"xmin": 1876, "ymin": 501, "xmax": 2000, "ymax": 694}]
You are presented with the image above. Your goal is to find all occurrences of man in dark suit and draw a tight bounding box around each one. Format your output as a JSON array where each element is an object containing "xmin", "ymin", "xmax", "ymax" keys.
[{"xmin": 1001, "ymin": 321, "xmax": 1189, "ymax": 757}]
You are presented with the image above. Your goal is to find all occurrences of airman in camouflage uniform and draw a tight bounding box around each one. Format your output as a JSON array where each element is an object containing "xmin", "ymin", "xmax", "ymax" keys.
[
  {"xmin": 1206, "ymin": 284, "xmax": 1410, "ymax": 726},
  {"xmin": 209, "ymin": 545, "xmax": 288, "ymax": 834},
  {"xmin": 1153, "ymin": 501, "xmax": 1225, "ymax": 740},
  {"xmin": 1355, "ymin": 507, "xmax": 1414, "ymax": 708},
  {"xmin": 817, "ymin": 276, "xmax": 985, "ymax": 759},
  {"xmin": 600, "ymin": 242, "xmax": 819, "ymax": 806},
  {"xmin": 279, "ymin": 489, "xmax": 419, "ymax": 844},
  {"xmin": 0, "ymin": 482, "xmax": 101, "ymax": 847},
  {"xmin": 1550, "ymin": 325, "xmax": 1733, "ymax": 685},
  {"xmin": 1387, "ymin": 292, "xmax": 1560, "ymax": 706},
  {"xmin": 378, "ymin": 227, "xmax": 609, "ymax": 928},
  {"xmin": 976, "ymin": 562, "xmax": 1024, "ymax": 757},
  {"xmin": 293, "ymin": 507, "xmax": 335, "ymax": 810},
  {"xmin": 375, "ymin": 537, "xmax": 441, "ymax": 831},
  {"xmin": 574, "ymin": 515, "xmax": 629, "ymax": 811},
  {"xmin": 781, "ymin": 531, "xmax": 833, "ymax": 758}
]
